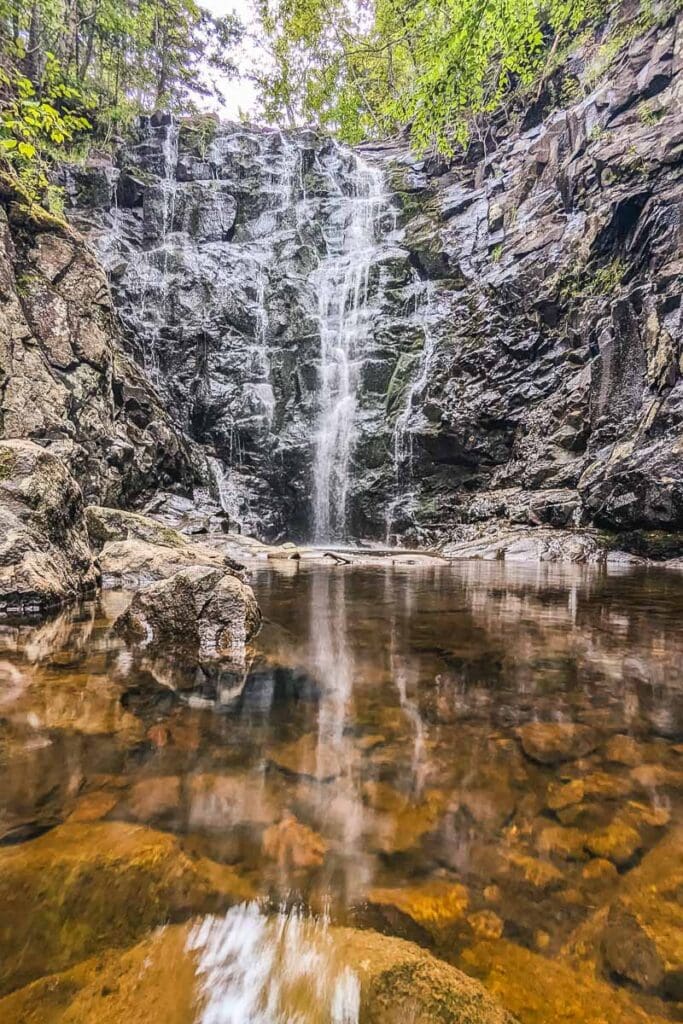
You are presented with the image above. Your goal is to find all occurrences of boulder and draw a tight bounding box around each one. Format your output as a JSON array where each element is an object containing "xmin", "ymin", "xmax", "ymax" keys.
[
  {"xmin": 363, "ymin": 879, "xmax": 469, "ymax": 945},
  {"xmin": 114, "ymin": 565, "xmax": 260, "ymax": 662},
  {"xmin": 599, "ymin": 828, "xmax": 683, "ymax": 1000},
  {"xmin": 0, "ymin": 440, "xmax": 99, "ymax": 617},
  {"xmin": 461, "ymin": 938, "xmax": 666, "ymax": 1024},
  {"xmin": 515, "ymin": 722, "xmax": 599, "ymax": 764},
  {"xmin": 85, "ymin": 504, "xmax": 191, "ymax": 550},
  {"xmin": 0, "ymin": 821, "xmax": 254, "ymax": 995},
  {"xmin": 0, "ymin": 914, "xmax": 518, "ymax": 1024}
]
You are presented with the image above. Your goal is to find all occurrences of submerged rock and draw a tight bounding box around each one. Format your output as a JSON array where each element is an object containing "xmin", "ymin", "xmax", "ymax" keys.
[
  {"xmin": 262, "ymin": 812, "xmax": 328, "ymax": 871},
  {"xmin": 0, "ymin": 912, "xmax": 518, "ymax": 1024},
  {"xmin": 363, "ymin": 879, "xmax": 469, "ymax": 944},
  {"xmin": 460, "ymin": 938, "xmax": 666, "ymax": 1024},
  {"xmin": 114, "ymin": 565, "xmax": 260, "ymax": 662},
  {"xmin": 0, "ymin": 440, "xmax": 99, "ymax": 618},
  {"xmin": 0, "ymin": 821, "xmax": 254, "ymax": 995},
  {"xmin": 599, "ymin": 828, "xmax": 683, "ymax": 1000},
  {"xmin": 516, "ymin": 722, "xmax": 599, "ymax": 765}
]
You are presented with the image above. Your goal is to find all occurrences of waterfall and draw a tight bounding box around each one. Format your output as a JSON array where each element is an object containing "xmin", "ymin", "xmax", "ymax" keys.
[
  {"xmin": 188, "ymin": 904, "xmax": 360, "ymax": 1024},
  {"xmin": 311, "ymin": 151, "xmax": 392, "ymax": 543},
  {"xmin": 393, "ymin": 281, "xmax": 437, "ymax": 474}
]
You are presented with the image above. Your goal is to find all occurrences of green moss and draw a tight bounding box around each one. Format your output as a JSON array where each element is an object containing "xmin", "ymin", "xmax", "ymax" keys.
[
  {"xmin": 0, "ymin": 448, "xmax": 16, "ymax": 481},
  {"xmin": 180, "ymin": 114, "xmax": 219, "ymax": 158},
  {"xmin": 385, "ymin": 351, "xmax": 421, "ymax": 417},
  {"xmin": 637, "ymin": 102, "xmax": 665, "ymax": 126}
]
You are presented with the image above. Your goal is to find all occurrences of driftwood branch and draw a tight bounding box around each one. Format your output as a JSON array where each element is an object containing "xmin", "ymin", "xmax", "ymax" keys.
[{"xmin": 323, "ymin": 551, "xmax": 352, "ymax": 565}]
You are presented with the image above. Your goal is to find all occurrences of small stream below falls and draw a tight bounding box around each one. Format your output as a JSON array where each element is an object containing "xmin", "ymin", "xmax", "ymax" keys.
[{"xmin": 0, "ymin": 562, "xmax": 681, "ymax": 1021}]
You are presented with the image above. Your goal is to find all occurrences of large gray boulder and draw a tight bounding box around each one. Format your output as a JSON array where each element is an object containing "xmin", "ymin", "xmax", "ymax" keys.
[
  {"xmin": 114, "ymin": 564, "xmax": 260, "ymax": 662},
  {"xmin": 0, "ymin": 439, "xmax": 99, "ymax": 617},
  {"xmin": 86, "ymin": 504, "xmax": 246, "ymax": 587}
]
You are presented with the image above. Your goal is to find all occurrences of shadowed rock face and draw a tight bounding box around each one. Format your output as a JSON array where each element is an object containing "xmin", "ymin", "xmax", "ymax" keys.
[
  {"xmin": 0, "ymin": 439, "xmax": 99, "ymax": 616},
  {"xmin": 61, "ymin": 11, "xmax": 682, "ymax": 546},
  {"xmin": 0, "ymin": 205, "xmax": 197, "ymax": 508}
]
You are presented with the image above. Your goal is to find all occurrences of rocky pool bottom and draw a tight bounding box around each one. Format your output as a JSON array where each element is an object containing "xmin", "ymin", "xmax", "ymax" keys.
[{"xmin": 0, "ymin": 560, "xmax": 681, "ymax": 1023}]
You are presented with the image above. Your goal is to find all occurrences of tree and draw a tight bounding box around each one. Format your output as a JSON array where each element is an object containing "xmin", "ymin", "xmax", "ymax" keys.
[
  {"xmin": 0, "ymin": 0, "xmax": 242, "ymax": 210},
  {"xmin": 253, "ymin": 0, "xmax": 648, "ymax": 153}
]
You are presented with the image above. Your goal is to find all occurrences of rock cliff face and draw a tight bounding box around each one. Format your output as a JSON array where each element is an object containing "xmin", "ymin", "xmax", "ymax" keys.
[
  {"xmin": 0, "ymin": 202, "xmax": 196, "ymax": 508},
  {"xmin": 51, "ymin": 8, "xmax": 683, "ymax": 545},
  {"xmin": 379, "ymin": 6, "xmax": 683, "ymax": 546}
]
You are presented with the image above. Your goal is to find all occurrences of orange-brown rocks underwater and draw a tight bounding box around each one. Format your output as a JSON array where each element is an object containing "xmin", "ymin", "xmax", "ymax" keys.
[{"xmin": 0, "ymin": 560, "xmax": 680, "ymax": 1023}]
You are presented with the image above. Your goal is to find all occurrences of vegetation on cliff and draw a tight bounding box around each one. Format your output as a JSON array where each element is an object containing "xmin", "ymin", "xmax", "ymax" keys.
[
  {"xmin": 255, "ymin": 0, "xmax": 681, "ymax": 152},
  {"xmin": 0, "ymin": 0, "xmax": 240, "ymax": 209}
]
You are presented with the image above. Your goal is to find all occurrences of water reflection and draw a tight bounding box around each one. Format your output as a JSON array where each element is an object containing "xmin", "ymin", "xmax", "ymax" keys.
[{"xmin": 0, "ymin": 561, "xmax": 681, "ymax": 1020}]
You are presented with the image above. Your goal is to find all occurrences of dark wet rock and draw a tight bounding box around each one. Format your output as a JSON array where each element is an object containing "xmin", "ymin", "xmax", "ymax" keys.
[
  {"xmin": 10, "ymin": 10, "xmax": 678, "ymax": 550},
  {"xmin": 516, "ymin": 722, "xmax": 599, "ymax": 764},
  {"xmin": 0, "ymin": 206, "xmax": 196, "ymax": 508},
  {"xmin": 114, "ymin": 565, "xmax": 260, "ymax": 662},
  {"xmin": 0, "ymin": 440, "xmax": 99, "ymax": 617},
  {"xmin": 599, "ymin": 828, "xmax": 683, "ymax": 1000}
]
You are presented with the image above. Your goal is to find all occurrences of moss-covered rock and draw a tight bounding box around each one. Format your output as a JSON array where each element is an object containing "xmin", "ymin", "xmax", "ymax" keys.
[
  {"xmin": 460, "ymin": 938, "xmax": 667, "ymax": 1024},
  {"xmin": 0, "ymin": 918, "xmax": 518, "ymax": 1024},
  {"xmin": 85, "ymin": 505, "xmax": 189, "ymax": 551},
  {"xmin": 0, "ymin": 821, "xmax": 254, "ymax": 996}
]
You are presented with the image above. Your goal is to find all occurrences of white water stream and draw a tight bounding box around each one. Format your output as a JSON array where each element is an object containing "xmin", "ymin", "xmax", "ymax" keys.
[
  {"xmin": 188, "ymin": 904, "xmax": 360, "ymax": 1024},
  {"xmin": 311, "ymin": 152, "xmax": 393, "ymax": 543}
]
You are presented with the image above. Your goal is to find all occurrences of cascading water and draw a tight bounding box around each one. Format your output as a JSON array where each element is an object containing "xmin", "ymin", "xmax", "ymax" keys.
[
  {"xmin": 311, "ymin": 151, "xmax": 394, "ymax": 543},
  {"xmin": 85, "ymin": 119, "xmax": 444, "ymax": 541},
  {"xmin": 385, "ymin": 281, "xmax": 439, "ymax": 542},
  {"xmin": 188, "ymin": 903, "xmax": 360, "ymax": 1024}
]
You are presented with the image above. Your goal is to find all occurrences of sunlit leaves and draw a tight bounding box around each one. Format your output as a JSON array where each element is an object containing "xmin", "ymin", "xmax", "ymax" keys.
[{"xmin": 255, "ymin": 0, "xmax": 617, "ymax": 152}]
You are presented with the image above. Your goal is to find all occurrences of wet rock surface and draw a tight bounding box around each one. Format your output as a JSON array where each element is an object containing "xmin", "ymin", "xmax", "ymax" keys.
[
  {"xmin": 0, "ymin": 440, "xmax": 99, "ymax": 617},
  {"xmin": 0, "ymin": 914, "xmax": 518, "ymax": 1024},
  {"xmin": 0, "ymin": 820, "xmax": 253, "ymax": 995},
  {"xmin": 0, "ymin": 206, "xmax": 196, "ymax": 508},
  {"xmin": 57, "ymin": 9, "xmax": 683, "ymax": 549},
  {"xmin": 114, "ymin": 564, "xmax": 261, "ymax": 662}
]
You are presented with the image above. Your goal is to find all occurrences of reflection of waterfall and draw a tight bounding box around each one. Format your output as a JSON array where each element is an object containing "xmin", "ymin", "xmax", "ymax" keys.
[
  {"xmin": 311, "ymin": 153, "xmax": 392, "ymax": 543},
  {"xmin": 386, "ymin": 569, "xmax": 427, "ymax": 795},
  {"xmin": 189, "ymin": 903, "xmax": 360, "ymax": 1023},
  {"xmin": 309, "ymin": 570, "xmax": 368, "ymax": 898}
]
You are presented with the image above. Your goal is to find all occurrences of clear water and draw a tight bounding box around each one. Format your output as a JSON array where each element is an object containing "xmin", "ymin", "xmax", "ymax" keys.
[{"xmin": 0, "ymin": 561, "xmax": 681, "ymax": 1020}]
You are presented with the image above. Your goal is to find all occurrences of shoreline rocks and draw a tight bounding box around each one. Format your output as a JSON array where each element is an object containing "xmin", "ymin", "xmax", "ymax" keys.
[
  {"xmin": 114, "ymin": 564, "xmax": 261, "ymax": 663},
  {"xmin": 0, "ymin": 440, "xmax": 99, "ymax": 618}
]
